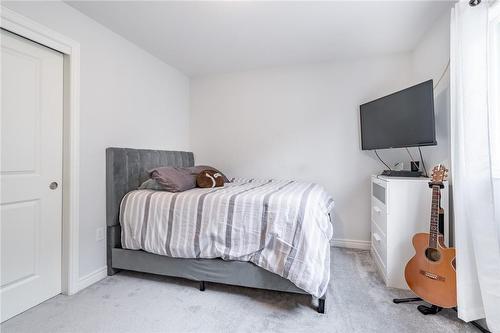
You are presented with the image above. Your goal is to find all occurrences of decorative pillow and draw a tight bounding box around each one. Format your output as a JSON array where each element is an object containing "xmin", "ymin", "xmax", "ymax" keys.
[
  {"xmin": 138, "ymin": 178, "xmax": 164, "ymax": 191},
  {"xmin": 149, "ymin": 167, "xmax": 196, "ymax": 192},
  {"xmin": 187, "ymin": 165, "xmax": 229, "ymax": 182},
  {"xmin": 197, "ymin": 169, "xmax": 225, "ymax": 188}
]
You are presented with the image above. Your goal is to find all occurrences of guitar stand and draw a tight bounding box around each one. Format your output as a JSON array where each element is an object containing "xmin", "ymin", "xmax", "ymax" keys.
[
  {"xmin": 392, "ymin": 297, "xmax": 491, "ymax": 333},
  {"xmin": 393, "ymin": 297, "xmax": 442, "ymax": 315}
]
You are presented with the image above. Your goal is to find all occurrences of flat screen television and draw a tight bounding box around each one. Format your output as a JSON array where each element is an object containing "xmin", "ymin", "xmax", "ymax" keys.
[{"xmin": 360, "ymin": 80, "xmax": 437, "ymax": 150}]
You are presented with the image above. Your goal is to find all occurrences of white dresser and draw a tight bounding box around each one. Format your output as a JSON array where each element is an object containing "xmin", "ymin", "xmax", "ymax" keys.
[{"xmin": 370, "ymin": 175, "xmax": 449, "ymax": 290}]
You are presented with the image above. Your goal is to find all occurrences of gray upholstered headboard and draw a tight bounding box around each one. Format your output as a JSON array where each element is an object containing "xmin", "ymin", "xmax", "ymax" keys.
[
  {"xmin": 106, "ymin": 147, "xmax": 194, "ymax": 273},
  {"xmin": 106, "ymin": 147, "xmax": 194, "ymax": 227}
]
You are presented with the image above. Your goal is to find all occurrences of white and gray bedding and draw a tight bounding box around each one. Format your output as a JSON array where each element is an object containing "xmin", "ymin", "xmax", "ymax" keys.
[{"xmin": 119, "ymin": 178, "xmax": 334, "ymax": 298}]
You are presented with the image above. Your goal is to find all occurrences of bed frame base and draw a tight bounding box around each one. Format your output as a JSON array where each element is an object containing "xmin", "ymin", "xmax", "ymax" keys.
[
  {"xmin": 318, "ymin": 298, "xmax": 325, "ymax": 314},
  {"xmin": 112, "ymin": 247, "xmax": 308, "ymax": 294},
  {"xmin": 110, "ymin": 247, "xmax": 326, "ymax": 313}
]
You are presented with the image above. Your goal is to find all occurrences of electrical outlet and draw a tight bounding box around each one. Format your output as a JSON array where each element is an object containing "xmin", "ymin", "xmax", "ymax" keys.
[{"xmin": 96, "ymin": 227, "xmax": 105, "ymax": 241}]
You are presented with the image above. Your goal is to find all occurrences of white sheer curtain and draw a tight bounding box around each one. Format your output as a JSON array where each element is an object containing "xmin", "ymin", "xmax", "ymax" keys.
[{"xmin": 451, "ymin": 1, "xmax": 500, "ymax": 331}]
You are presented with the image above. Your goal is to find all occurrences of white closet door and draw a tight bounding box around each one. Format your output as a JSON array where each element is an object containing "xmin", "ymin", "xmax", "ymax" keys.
[{"xmin": 1, "ymin": 30, "xmax": 63, "ymax": 322}]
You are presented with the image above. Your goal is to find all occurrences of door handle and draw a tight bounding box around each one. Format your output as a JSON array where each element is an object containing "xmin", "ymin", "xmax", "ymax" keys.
[{"xmin": 49, "ymin": 182, "xmax": 58, "ymax": 190}]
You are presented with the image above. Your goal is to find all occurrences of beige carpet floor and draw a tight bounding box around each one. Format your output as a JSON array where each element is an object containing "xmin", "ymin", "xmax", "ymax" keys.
[{"xmin": 1, "ymin": 248, "xmax": 477, "ymax": 333}]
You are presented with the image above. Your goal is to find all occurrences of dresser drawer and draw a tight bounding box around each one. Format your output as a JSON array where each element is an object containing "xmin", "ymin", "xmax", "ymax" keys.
[
  {"xmin": 372, "ymin": 179, "xmax": 387, "ymax": 204},
  {"xmin": 371, "ymin": 198, "xmax": 387, "ymax": 233},
  {"xmin": 371, "ymin": 223, "xmax": 387, "ymax": 267}
]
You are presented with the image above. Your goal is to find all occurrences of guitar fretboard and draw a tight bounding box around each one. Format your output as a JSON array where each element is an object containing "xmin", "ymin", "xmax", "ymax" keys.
[{"xmin": 429, "ymin": 184, "xmax": 441, "ymax": 248}]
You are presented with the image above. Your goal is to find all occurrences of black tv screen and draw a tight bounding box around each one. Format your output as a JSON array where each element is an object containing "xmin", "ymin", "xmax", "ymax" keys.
[{"xmin": 360, "ymin": 80, "xmax": 436, "ymax": 150}]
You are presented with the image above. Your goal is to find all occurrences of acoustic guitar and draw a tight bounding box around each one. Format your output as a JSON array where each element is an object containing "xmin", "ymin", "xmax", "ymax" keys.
[{"xmin": 404, "ymin": 165, "xmax": 457, "ymax": 308}]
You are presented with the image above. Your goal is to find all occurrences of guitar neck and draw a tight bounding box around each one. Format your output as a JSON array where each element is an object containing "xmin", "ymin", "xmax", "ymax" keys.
[{"xmin": 429, "ymin": 184, "xmax": 441, "ymax": 248}]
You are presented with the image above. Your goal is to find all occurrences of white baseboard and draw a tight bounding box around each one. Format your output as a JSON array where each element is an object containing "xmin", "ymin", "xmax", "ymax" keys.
[
  {"xmin": 331, "ymin": 238, "xmax": 371, "ymax": 250},
  {"xmin": 77, "ymin": 266, "xmax": 107, "ymax": 292}
]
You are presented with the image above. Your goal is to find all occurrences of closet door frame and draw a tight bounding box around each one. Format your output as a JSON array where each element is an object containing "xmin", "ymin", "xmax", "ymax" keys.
[{"xmin": 1, "ymin": 6, "xmax": 81, "ymax": 296}]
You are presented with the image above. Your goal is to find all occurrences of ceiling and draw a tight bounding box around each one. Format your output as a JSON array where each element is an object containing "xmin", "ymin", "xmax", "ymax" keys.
[{"xmin": 67, "ymin": 1, "xmax": 453, "ymax": 77}]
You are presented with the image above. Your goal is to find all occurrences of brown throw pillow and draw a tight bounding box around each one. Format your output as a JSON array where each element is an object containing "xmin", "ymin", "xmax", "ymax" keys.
[{"xmin": 197, "ymin": 169, "xmax": 225, "ymax": 188}]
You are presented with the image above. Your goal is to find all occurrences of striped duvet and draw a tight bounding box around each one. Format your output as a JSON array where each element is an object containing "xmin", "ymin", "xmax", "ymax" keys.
[{"xmin": 120, "ymin": 178, "xmax": 334, "ymax": 298}]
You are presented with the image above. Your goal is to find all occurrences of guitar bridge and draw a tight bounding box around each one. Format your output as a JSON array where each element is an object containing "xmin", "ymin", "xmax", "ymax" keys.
[{"xmin": 419, "ymin": 269, "xmax": 445, "ymax": 282}]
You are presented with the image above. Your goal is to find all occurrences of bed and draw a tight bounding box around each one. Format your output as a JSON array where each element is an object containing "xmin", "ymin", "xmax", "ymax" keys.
[{"xmin": 106, "ymin": 147, "xmax": 333, "ymax": 313}]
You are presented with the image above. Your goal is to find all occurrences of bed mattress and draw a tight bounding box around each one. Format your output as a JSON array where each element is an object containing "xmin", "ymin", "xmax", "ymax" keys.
[{"xmin": 119, "ymin": 178, "xmax": 334, "ymax": 297}]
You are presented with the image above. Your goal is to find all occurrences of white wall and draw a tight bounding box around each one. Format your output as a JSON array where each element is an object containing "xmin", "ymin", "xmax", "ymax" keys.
[
  {"xmin": 411, "ymin": 13, "xmax": 451, "ymax": 174},
  {"xmin": 3, "ymin": 1, "xmax": 452, "ymax": 279},
  {"xmin": 356, "ymin": 13, "xmax": 451, "ymax": 175},
  {"xmin": 410, "ymin": 12, "xmax": 452, "ymax": 244},
  {"xmin": 3, "ymin": 2, "xmax": 190, "ymax": 280},
  {"xmin": 190, "ymin": 12, "xmax": 452, "ymax": 246},
  {"xmin": 190, "ymin": 54, "xmax": 415, "ymax": 244}
]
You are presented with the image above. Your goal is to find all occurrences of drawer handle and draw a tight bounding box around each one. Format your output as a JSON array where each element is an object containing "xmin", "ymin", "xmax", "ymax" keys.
[
  {"xmin": 373, "ymin": 206, "xmax": 382, "ymax": 214},
  {"xmin": 373, "ymin": 233, "xmax": 381, "ymax": 242}
]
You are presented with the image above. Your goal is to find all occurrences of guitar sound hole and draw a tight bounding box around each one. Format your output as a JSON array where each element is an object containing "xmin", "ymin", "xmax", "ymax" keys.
[{"xmin": 425, "ymin": 248, "xmax": 441, "ymax": 262}]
